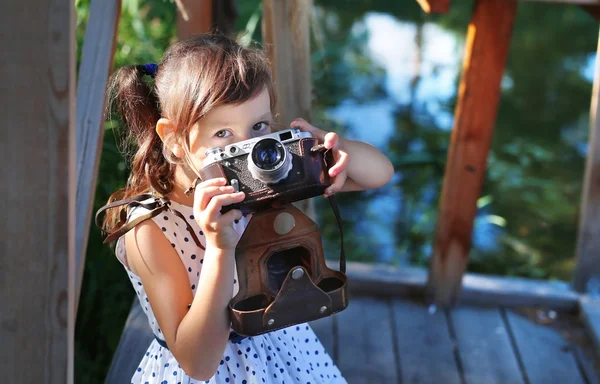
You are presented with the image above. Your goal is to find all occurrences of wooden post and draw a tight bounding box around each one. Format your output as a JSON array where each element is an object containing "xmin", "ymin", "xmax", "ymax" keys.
[
  {"xmin": 176, "ymin": 0, "xmax": 214, "ymax": 40},
  {"xmin": 176, "ymin": 0, "xmax": 237, "ymax": 40},
  {"xmin": 581, "ymin": 5, "xmax": 600, "ymax": 22},
  {"xmin": 573, "ymin": 29, "xmax": 600, "ymax": 293},
  {"xmin": 427, "ymin": 0, "xmax": 518, "ymax": 307},
  {"xmin": 416, "ymin": 0, "xmax": 452, "ymax": 13},
  {"xmin": 75, "ymin": 0, "xmax": 121, "ymax": 314},
  {"xmin": 0, "ymin": 0, "xmax": 75, "ymax": 382},
  {"xmin": 262, "ymin": 0, "xmax": 313, "ymax": 128},
  {"xmin": 262, "ymin": 0, "xmax": 315, "ymax": 218}
]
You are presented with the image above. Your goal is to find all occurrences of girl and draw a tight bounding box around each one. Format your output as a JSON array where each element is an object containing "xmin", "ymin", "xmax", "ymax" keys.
[{"xmin": 102, "ymin": 33, "xmax": 394, "ymax": 383}]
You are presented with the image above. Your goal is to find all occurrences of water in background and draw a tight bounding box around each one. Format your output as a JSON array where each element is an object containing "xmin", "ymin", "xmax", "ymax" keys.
[{"xmin": 311, "ymin": 1, "xmax": 598, "ymax": 280}]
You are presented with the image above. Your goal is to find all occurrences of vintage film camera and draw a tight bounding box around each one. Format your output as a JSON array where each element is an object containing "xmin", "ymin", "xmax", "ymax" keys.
[
  {"xmin": 199, "ymin": 128, "xmax": 348, "ymax": 337},
  {"xmin": 200, "ymin": 128, "xmax": 333, "ymax": 214}
]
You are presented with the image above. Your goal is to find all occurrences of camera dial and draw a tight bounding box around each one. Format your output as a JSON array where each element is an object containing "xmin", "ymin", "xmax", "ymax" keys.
[
  {"xmin": 205, "ymin": 147, "xmax": 223, "ymax": 157},
  {"xmin": 248, "ymin": 138, "xmax": 292, "ymax": 184}
]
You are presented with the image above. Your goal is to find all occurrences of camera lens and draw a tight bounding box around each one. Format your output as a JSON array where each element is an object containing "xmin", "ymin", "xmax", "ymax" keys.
[
  {"xmin": 248, "ymin": 138, "xmax": 292, "ymax": 184},
  {"xmin": 252, "ymin": 139, "xmax": 282, "ymax": 170}
]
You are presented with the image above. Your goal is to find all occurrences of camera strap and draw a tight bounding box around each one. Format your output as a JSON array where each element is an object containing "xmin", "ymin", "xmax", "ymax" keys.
[
  {"xmin": 327, "ymin": 195, "xmax": 345, "ymax": 274},
  {"xmin": 94, "ymin": 194, "xmax": 203, "ymax": 249}
]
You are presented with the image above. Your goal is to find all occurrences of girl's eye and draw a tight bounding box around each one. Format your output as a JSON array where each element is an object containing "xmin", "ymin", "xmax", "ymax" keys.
[
  {"xmin": 252, "ymin": 122, "xmax": 270, "ymax": 132},
  {"xmin": 215, "ymin": 130, "xmax": 232, "ymax": 138}
]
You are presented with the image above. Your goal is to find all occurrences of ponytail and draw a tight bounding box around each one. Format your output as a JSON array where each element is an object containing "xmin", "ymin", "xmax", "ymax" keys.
[{"xmin": 102, "ymin": 65, "xmax": 174, "ymax": 232}]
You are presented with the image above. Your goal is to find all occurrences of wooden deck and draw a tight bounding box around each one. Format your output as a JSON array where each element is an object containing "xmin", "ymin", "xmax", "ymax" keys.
[
  {"xmin": 311, "ymin": 295, "xmax": 599, "ymax": 384},
  {"xmin": 106, "ymin": 291, "xmax": 600, "ymax": 384}
]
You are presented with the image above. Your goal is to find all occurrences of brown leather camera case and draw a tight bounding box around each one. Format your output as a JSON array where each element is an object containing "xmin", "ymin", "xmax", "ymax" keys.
[{"xmin": 230, "ymin": 204, "xmax": 348, "ymax": 336}]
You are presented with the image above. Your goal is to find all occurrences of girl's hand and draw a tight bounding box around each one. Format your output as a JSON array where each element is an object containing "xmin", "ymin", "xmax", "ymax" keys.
[
  {"xmin": 291, "ymin": 118, "xmax": 349, "ymax": 197},
  {"xmin": 192, "ymin": 177, "xmax": 245, "ymax": 250}
]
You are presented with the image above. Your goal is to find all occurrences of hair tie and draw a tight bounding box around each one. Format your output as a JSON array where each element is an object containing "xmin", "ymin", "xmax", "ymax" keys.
[{"xmin": 138, "ymin": 63, "xmax": 158, "ymax": 78}]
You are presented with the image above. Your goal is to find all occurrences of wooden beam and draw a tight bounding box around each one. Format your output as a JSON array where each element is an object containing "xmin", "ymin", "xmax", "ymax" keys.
[
  {"xmin": 523, "ymin": 0, "xmax": 600, "ymax": 4},
  {"xmin": 416, "ymin": 0, "xmax": 452, "ymax": 13},
  {"xmin": 176, "ymin": 0, "xmax": 213, "ymax": 40},
  {"xmin": 176, "ymin": 0, "xmax": 237, "ymax": 40},
  {"xmin": 427, "ymin": 0, "xmax": 518, "ymax": 307},
  {"xmin": 262, "ymin": 0, "xmax": 313, "ymax": 128},
  {"xmin": 573, "ymin": 29, "xmax": 600, "ymax": 293},
  {"xmin": 580, "ymin": 5, "xmax": 600, "ymax": 21},
  {"xmin": 0, "ymin": 0, "xmax": 75, "ymax": 382},
  {"xmin": 75, "ymin": 0, "xmax": 121, "ymax": 315},
  {"xmin": 335, "ymin": 261, "xmax": 580, "ymax": 311},
  {"xmin": 262, "ymin": 0, "xmax": 316, "ymax": 219}
]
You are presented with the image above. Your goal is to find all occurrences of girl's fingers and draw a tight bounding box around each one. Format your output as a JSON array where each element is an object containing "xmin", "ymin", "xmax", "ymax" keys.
[
  {"xmin": 204, "ymin": 192, "xmax": 245, "ymax": 221},
  {"xmin": 192, "ymin": 178, "xmax": 228, "ymax": 215},
  {"xmin": 325, "ymin": 170, "xmax": 347, "ymax": 197},
  {"xmin": 218, "ymin": 208, "xmax": 244, "ymax": 226},
  {"xmin": 329, "ymin": 150, "xmax": 349, "ymax": 177},
  {"xmin": 196, "ymin": 185, "xmax": 235, "ymax": 212},
  {"xmin": 196, "ymin": 177, "xmax": 227, "ymax": 189},
  {"xmin": 324, "ymin": 132, "xmax": 339, "ymax": 150}
]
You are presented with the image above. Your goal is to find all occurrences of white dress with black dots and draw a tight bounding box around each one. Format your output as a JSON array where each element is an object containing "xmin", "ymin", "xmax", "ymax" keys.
[{"xmin": 115, "ymin": 198, "xmax": 347, "ymax": 384}]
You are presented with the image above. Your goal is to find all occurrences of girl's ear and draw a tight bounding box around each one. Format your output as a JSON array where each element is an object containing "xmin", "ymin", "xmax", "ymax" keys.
[{"xmin": 156, "ymin": 118, "xmax": 185, "ymax": 159}]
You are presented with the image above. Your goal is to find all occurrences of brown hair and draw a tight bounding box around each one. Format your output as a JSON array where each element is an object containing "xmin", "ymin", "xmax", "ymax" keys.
[{"xmin": 103, "ymin": 33, "xmax": 276, "ymax": 231}]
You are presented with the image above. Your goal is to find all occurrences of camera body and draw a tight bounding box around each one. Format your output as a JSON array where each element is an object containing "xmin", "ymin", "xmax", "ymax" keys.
[{"xmin": 199, "ymin": 128, "xmax": 333, "ymax": 214}]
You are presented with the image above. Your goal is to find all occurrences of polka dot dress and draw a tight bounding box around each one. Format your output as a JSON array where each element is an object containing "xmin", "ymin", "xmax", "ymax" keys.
[{"xmin": 115, "ymin": 198, "xmax": 347, "ymax": 384}]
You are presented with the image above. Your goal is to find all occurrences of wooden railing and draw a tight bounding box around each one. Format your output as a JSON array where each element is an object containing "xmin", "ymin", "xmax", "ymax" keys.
[{"xmin": 417, "ymin": 0, "xmax": 600, "ymax": 305}]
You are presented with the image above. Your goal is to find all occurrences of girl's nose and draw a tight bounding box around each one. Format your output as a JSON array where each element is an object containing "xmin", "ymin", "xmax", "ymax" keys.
[{"xmin": 237, "ymin": 131, "xmax": 254, "ymax": 142}]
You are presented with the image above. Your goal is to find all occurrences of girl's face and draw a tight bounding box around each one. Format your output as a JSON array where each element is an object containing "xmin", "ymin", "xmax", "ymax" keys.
[{"xmin": 187, "ymin": 87, "xmax": 273, "ymax": 171}]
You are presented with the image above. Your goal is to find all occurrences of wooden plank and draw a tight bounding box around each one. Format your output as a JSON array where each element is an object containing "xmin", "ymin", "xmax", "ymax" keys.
[
  {"xmin": 580, "ymin": 296, "xmax": 600, "ymax": 356},
  {"xmin": 391, "ymin": 299, "xmax": 462, "ymax": 383},
  {"xmin": 0, "ymin": 0, "xmax": 75, "ymax": 382},
  {"xmin": 336, "ymin": 297, "xmax": 398, "ymax": 383},
  {"xmin": 75, "ymin": 0, "xmax": 121, "ymax": 315},
  {"xmin": 416, "ymin": 0, "xmax": 452, "ymax": 13},
  {"xmin": 309, "ymin": 313, "xmax": 335, "ymax": 359},
  {"xmin": 331, "ymin": 261, "xmax": 580, "ymax": 311},
  {"xmin": 105, "ymin": 300, "xmax": 154, "ymax": 384},
  {"xmin": 450, "ymin": 306, "xmax": 524, "ymax": 384},
  {"xmin": 504, "ymin": 310, "xmax": 586, "ymax": 384},
  {"xmin": 460, "ymin": 272, "xmax": 581, "ymax": 311},
  {"xmin": 428, "ymin": 0, "xmax": 518, "ymax": 307},
  {"xmin": 573, "ymin": 344, "xmax": 600, "ymax": 384},
  {"xmin": 573, "ymin": 29, "xmax": 600, "ymax": 293}
]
